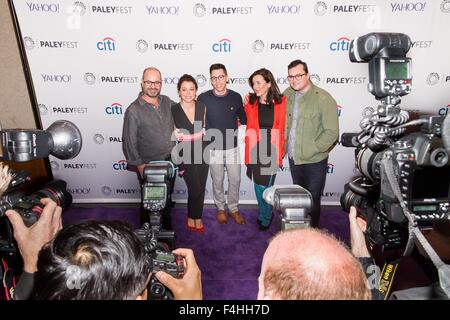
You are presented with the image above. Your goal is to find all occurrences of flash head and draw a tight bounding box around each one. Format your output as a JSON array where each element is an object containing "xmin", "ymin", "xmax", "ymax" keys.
[{"xmin": 0, "ymin": 120, "xmax": 82, "ymax": 162}]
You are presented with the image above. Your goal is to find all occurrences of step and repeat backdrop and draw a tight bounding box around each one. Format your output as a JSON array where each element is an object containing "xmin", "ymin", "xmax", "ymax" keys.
[{"xmin": 11, "ymin": 0, "xmax": 450, "ymax": 204}]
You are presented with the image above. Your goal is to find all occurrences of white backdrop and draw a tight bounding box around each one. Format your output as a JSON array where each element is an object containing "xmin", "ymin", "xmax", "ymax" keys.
[{"xmin": 10, "ymin": 0, "xmax": 450, "ymax": 204}]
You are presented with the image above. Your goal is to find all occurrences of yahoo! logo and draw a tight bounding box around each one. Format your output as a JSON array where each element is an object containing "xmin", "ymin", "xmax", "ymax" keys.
[
  {"xmin": 327, "ymin": 163, "xmax": 335, "ymax": 174},
  {"xmin": 97, "ymin": 37, "xmax": 116, "ymax": 51},
  {"xmin": 26, "ymin": 2, "xmax": 59, "ymax": 13},
  {"xmin": 212, "ymin": 39, "xmax": 231, "ymax": 52},
  {"xmin": 391, "ymin": 2, "xmax": 427, "ymax": 12},
  {"xmin": 330, "ymin": 37, "xmax": 350, "ymax": 51},
  {"xmin": 41, "ymin": 74, "xmax": 71, "ymax": 83},
  {"xmin": 438, "ymin": 104, "xmax": 450, "ymax": 116},
  {"xmin": 105, "ymin": 102, "xmax": 123, "ymax": 115},
  {"xmin": 113, "ymin": 160, "xmax": 128, "ymax": 171}
]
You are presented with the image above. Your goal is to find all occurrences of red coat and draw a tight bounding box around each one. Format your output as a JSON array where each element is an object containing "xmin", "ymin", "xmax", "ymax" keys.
[{"xmin": 244, "ymin": 96, "xmax": 286, "ymax": 166}]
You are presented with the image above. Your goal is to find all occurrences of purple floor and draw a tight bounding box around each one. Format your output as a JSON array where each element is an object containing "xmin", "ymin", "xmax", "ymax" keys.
[{"xmin": 62, "ymin": 206, "xmax": 350, "ymax": 300}]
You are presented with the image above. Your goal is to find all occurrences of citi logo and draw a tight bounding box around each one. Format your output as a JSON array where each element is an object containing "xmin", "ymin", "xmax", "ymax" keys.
[
  {"xmin": 146, "ymin": 5, "xmax": 179, "ymax": 15},
  {"xmin": 337, "ymin": 105, "xmax": 343, "ymax": 117},
  {"xmin": 267, "ymin": 4, "xmax": 301, "ymax": 14},
  {"xmin": 68, "ymin": 188, "xmax": 91, "ymax": 195},
  {"xmin": 97, "ymin": 37, "xmax": 116, "ymax": 51},
  {"xmin": 438, "ymin": 105, "xmax": 450, "ymax": 116},
  {"xmin": 26, "ymin": 2, "xmax": 59, "ymax": 13},
  {"xmin": 174, "ymin": 189, "xmax": 187, "ymax": 195},
  {"xmin": 212, "ymin": 39, "xmax": 231, "ymax": 53},
  {"xmin": 113, "ymin": 160, "xmax": 128, "ymax": 171},
  {"xmin": 105, "ymin": 102, "xmax": 124, "ymax": 115},
  {"xmin": 391, "ymin": 2, "xmax": 426, "ymax": 12},
  {"xmin": 330, "ymin": 37, "xmax": 350, "ymax": 51},
  {"xmin": 41, "ymin": 74, "xmax": 71, "ymax": 83},
  {"xmin": 327, "ymin": 163, "xmax": 335, "ymax": 174}
]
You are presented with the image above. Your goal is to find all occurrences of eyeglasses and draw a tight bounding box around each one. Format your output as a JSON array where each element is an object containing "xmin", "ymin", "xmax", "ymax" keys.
[
  {"xmin": 287, "ymin": 73, "xmax": 307, "ymax": 81},
  {"xmin": 143, "ymin": 80, "xmax": 162, "ymax": 86},
  {"xmin": 210, "ymin": 75, "xmax": 226, "ymax": 82}
]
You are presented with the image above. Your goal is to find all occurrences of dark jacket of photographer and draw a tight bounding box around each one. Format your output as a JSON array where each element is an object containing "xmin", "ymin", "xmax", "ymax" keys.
[{"xmin": 122, "ymin": 93, "xmax": 176, "ymax": 166}]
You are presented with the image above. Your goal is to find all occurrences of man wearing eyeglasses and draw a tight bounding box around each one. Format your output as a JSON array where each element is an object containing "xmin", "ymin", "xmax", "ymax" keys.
[
  {"xmin": 197, "ymin": 64, "xmax": 247, "ymax": 225},
  {"xmin": 284, "ymin": 60, "xmax": 339, "ymax": 228},
  {"xmin": 122, "ymin": 67, "xmax": 177, "ymax": 227}
]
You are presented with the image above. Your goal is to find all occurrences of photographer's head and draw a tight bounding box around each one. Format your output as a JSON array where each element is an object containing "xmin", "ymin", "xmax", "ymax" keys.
[
  {"xmin": 33, "ymin": 220, "xmax": 150, "ymax": 300},
  {"xmin": 258, "ymin": 228, "xmax": 371, "ymax": 300}
]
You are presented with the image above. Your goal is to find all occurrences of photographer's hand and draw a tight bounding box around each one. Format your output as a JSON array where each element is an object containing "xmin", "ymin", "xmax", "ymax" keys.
[
  {"xmin": 349, "ymin": 206, "xmax": 371, "ymax": 258},
  {"xmin": 0, "ymin": 162, "xmax": 12, "ymax": 197},
  {"xmin": 5, "ymin": 198, "xmax": 62, "ymax": 273},
  {"xmin": 155, "ymin": 248, "xmax": 202, "ymax": 300}
]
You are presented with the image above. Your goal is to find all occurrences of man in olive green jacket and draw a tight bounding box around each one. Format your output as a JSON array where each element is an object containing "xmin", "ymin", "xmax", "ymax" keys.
[{"xmin": 284, "ymin": 59, "xmax": 339, "ymax": 227}]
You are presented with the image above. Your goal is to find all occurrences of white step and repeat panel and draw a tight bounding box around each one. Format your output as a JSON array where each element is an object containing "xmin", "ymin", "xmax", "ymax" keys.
[{"xmin": 11, "ymin": 0, "xmax": 450, "ymax": 204}]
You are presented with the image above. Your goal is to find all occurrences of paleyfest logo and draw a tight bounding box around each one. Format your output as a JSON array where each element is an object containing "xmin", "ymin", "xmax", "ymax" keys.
[{"xmin": 193, "ymin": 3, "xmax": 207, "ymax": 17}]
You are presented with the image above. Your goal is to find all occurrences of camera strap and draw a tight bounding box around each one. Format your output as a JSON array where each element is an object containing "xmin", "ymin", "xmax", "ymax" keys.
[{"xmin": 382, "ymin": 158, "xmax": 450, "ymax": 299}]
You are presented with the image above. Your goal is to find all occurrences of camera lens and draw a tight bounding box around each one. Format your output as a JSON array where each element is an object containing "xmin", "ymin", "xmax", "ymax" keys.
[{"xmin": 30, "ymin": 180, "xmax": 72, "ymax": 209}]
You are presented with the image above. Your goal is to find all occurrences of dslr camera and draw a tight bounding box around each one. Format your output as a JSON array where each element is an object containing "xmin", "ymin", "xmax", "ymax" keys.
[
  {"xmin": 134, "ymin": 223, "xmax": 184, "ymax": 300},
  {"xmin": 340, "ymin": 33, "xmax": 450, "ymax": 248}
]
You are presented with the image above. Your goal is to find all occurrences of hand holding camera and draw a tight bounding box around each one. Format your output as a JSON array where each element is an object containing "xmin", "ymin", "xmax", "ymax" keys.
[{"xmin": 5, "ymin": 198, "xmax": 62, "ymax": 273}]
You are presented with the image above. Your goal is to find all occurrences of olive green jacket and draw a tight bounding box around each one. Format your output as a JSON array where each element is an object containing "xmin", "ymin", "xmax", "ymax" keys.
[{"xmin": 283, "ymin": 84, "xmax": 339, "ymax": 164}]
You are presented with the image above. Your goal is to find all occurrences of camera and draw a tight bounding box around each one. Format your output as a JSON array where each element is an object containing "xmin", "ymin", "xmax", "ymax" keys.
[
  {"xmin": 134, "ymin": 223, "xmax": 184, "ymax": 300},
  {"xmin": 0, "ymin": 167, "xmax": 72, "ymax": 256},
  {"xmin": 263, "ymin": 185, "xmax": 313, "ymax": 230},
  {"xmin": 341, "ymin": 33, "xmax": 450, "ymax": 248},
  {"xmin": 141, "ymin": 161, "xmax": 175, "ymax": 232}
]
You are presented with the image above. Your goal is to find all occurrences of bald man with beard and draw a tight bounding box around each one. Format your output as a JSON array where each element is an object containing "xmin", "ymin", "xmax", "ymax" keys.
[{"xmin": 257, "ymin": 228, "xmax": 371, "ymax": 300}]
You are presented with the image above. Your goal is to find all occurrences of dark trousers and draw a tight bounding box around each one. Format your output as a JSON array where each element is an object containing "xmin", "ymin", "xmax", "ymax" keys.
[
  {"xmin": 289, "ymin": 157, "xmax": 328, "ymax": 228},
  {"xmin": 183, "ymin": 163, "xmax": 209, "ymax": 219}
]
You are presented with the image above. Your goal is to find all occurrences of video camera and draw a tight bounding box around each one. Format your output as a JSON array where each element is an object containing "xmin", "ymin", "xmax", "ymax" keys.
[
  {"xmin": 263, "ymin": 185, "xmax": 313, "ymax": 230},
  {"xmin": 340, "ymin": 33, "xmax": 450, "ymax": 248},
  {"xmin": 134, "ymin": 223, "xmax": 184, "ymax": 300}
]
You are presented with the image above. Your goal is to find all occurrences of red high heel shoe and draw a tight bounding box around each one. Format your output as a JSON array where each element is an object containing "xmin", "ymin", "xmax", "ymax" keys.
[
  {"xmin": 186, "ymin": 219, "xmax": 197, "ymax": 232},
  {"xmin": 195, "ymin": 224, "xmax": 205, "ymax": 233}
]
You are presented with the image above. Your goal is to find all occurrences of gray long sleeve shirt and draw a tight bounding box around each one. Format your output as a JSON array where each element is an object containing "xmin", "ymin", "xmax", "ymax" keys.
[{"xmin": 122, "ymin": 93, "xmax": 175, "ymax": 166}]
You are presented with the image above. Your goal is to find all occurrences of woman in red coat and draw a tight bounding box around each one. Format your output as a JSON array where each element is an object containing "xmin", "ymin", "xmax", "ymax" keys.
[{"xmin": 244, "ymin": 68, "xmax": 286, "ymax": 230}]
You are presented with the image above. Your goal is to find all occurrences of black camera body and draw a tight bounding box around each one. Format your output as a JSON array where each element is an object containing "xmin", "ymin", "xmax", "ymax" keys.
[
  {"xmin": 0, "ymin": 179, "xmax": 72, "ymax": 228},
  {"xmin": 134, "ymin": 223, "xmax": 184, "ymax": 300},
  {"xmin": 341, "ymin": 33, "xmax": 450, "ymax": 248}
]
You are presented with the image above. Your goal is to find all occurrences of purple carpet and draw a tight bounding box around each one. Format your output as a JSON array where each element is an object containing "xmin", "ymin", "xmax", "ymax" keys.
[{"xmin": 62, "ymin": 206, "xmax": 350, "ymax": 300}]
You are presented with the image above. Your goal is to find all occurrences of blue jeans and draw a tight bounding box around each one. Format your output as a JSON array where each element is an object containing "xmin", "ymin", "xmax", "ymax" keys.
[
  {"xmin": 289, "ymin": 157, "xmax": 328, "ymax": 228},
  {"xmin": 253, "ymin": 176, "xmax": 274, "ymax": 227}
]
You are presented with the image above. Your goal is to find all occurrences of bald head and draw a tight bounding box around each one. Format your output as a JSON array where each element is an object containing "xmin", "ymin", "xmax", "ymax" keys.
[{"xmin": 258, "ymin": 228, "xmax": 371, "ymax": 300}]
